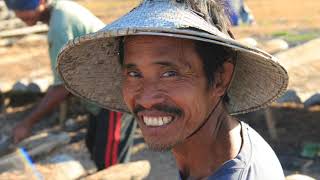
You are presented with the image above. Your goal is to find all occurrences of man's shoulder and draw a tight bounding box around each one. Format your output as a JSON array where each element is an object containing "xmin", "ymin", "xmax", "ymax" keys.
[
  {"xmin": 50, "ymin": 0, "xmax": 103, "ymax": 29},
  {"xmin": 207, "ymin": 122, "xmax": 285, "ymax": 180},
  {"xmin": 52, "ymin": 0, "xmax": 84, "ymax": 13},
  {"xmin": 240, "ymin": 122, "xmax": 285, "ymax": 180}
]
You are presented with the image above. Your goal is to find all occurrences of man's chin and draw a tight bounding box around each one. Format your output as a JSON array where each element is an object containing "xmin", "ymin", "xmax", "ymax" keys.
[
  {"xmin": 146, "ymin": 143, "xmax": 173, "ymax": 152},
  {"xmin": 145, "ymin": 139, "xmax": 182, "ymax": 152}
]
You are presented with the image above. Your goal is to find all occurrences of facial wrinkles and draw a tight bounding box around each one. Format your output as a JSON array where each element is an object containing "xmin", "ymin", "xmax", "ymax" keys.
[
  {"xmin": 178, "ymin": 39, "xmax": 217, "ymax": 139},
  {"xmin": 176, "ymin": 39, "xmax": 204, "ymax": 140},
  {"xmin": 177, "ymin": 39, "xmax": 196, "ymax": 77},
  {"xmin": 123, "ymin": 36, "xmax": 217, "ymax": 150}
]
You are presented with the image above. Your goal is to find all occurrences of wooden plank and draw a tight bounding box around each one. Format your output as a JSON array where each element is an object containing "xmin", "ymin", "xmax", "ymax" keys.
[
  {"xmin": 264, "ymin": 108, "xmax": 278, "ymax": 141},
  {"xmin": 0, "ymin": 132, "xmax": 71, "ymax": 171},
  {"xmin": 0, "ymin": 18, "xmax": 25, "ymax": 31},
  {"xmin": 0, "ymin": 24, "xmax": 48, "ymax": 39},
  {"xmin": 59, "ymin": 101, "xmax": 68, "ymax": 128}
]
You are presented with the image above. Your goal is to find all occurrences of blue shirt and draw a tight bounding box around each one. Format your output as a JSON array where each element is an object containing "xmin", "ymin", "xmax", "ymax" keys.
[
  {"xmin": 48, "ymin": 0, "xmax": 104, "ymax": 85},
  {"xmin": 179, "ymin": 121, "xmax": 285, "ymax": 180},
  {"xmin": 47, "ymin": 0, "xmax": 104, "ymax": 115}
]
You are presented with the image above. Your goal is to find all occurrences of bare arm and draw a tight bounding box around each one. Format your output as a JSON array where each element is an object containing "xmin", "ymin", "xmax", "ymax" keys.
[{"xmin": 12, "ymin": 85, "xmax": 70, "ymax": 143}]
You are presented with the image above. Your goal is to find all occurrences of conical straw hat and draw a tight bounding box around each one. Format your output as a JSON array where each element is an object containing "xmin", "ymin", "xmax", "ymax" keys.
[{"xmin": 57, "ymin": 0, "xmax": 288, "ymax": 115}]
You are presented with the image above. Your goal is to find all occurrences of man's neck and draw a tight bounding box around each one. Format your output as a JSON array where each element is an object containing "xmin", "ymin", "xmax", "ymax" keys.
[{"xmin": 172, "ymin": 103, "xmax": 242, "ymax": 179}]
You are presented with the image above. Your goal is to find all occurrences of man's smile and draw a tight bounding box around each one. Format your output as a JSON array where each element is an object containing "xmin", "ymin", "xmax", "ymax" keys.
[{"xmin": 142, "ymin": 115, "xmax": 173, "ymax": 126}]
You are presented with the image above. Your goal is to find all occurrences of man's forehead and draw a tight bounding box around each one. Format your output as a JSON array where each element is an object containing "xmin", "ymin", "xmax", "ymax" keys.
[{"xmin": 123, "ymin": 35, "xmax": 202, "ymax": 71}]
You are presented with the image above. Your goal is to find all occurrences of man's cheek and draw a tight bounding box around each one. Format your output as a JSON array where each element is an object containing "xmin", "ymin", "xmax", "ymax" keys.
[{"xmin": 122, "ymin": 87, "xmax": 135, "ymax": 111}]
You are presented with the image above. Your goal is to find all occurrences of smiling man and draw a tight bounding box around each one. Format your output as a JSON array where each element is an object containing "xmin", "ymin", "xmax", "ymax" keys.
[{"xmin": 57, "ymin": 0, "xmax": 288, "ymax": 179}]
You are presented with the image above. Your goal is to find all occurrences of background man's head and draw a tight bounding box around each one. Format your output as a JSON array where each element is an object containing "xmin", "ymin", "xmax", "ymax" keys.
[{"xmin": 4, "ymin": 0, "xmax": 47, "ymax": 26}]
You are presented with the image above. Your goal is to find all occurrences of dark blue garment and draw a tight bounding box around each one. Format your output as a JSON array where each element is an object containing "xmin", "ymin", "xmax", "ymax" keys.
[
  {"xmin": 4, "ymin": 0, "xmax": 40, "ymax": 10},
  {"xmin": 225, "ymin": 0, "xmax": 240, "ymax": 26},
  {"xmin": 179, "ymin": 122, "xmax": 285, "ymax": 180},
  {"xmin": 225, "ymin": 0, "xmax": 254, "ymax": 26}
]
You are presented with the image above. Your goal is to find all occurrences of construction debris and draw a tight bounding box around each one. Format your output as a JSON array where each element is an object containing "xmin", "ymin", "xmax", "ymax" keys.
[
  {"xmin": 259, "ymin": 38, "xmax": 289, "ymax": 54},
  {"xmin": 45, "ymin": 154, "xmax": 87, "ymax": 180},
  {"xmin": 286, "ymin": 174, "xmax": 316, "ymax": 180},
  {"xmin": 304, "ymin": 93, "xmax": 320, "ymax": 108},
  {"xmin": 276, "ymin": 38, "xmax": 320, "ymax": 101},
  {"xmin": 84, "ymin": 160, "xmax": 151, "ymax": 180},
  {"xmin": 0, "ymin": 24, "xmax": 48, "ymax": 39},
  {"xmin": 276, "ymin": 90, "xmax": 302, "ymax": 104}
]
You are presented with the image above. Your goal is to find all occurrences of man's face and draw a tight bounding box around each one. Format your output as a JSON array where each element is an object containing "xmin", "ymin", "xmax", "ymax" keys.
[
  {"xmin": 14, "ymin": 10, "xmax": 41, "ymax": 26},
  {"xmin": 122, "ymin": 36, "xmax": 221, "ymax": 151}
]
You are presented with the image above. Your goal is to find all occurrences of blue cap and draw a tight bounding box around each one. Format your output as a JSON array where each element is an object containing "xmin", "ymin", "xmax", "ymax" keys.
[{"xmin": 4, "ymin": 0, "xmax": 40, "ymax": 10}]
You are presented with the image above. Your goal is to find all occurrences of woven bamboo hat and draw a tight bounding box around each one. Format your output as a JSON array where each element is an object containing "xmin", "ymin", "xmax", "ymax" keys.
[{"xmin": 57, "ymin": 0, "xmax": 288, "ymax": 115}]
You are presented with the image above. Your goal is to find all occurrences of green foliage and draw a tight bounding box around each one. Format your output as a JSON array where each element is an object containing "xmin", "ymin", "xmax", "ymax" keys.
[{"xmin": 272, "ymin": 30, "xmax": 320, "ymax": 44}]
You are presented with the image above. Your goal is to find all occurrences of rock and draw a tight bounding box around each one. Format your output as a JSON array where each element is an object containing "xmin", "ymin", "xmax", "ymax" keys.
[
  {"xmin": 259, "ymin": 38, "xmax": 289, "ymax": 54},
  {"xmin": 12, "ymin": 81, "xmax": 28, "ymax": 92},
  {"xmin": 31, "ymin": 77, "xmax": 52, "ymax": 92},
  {"xmin": 45, "ymin": 154, "xmax": 86, "ymax": 180},
  {"xmin": 16, "ymin": 34, "xmax": 47, "ymax": 45},
  {"xmin": 0, "ymin": 18, "xmax": 25, "ymax": 31},
  {"xmin": 237, "ymin": 37, "xmax": 258, "ymax": 47},
  {"xmin": 0, "ymin": 38, "xmax": 16, "ymax": 47},
  {"xmin": 85, "ymin": 160, "xmax": 151, "ymax": 180},
  {"xmin": 26, "ymin": 82, "xmax": 41, "ymax": 93},
  {"xmin": 304, "ymin": 93, "xmax": 320, "ymax": 108},
  {"xmin": 65, "ymin": 118, "xmax": 76, "ymax": 128},
  {"xmin": 0, "ymin": 133, "xmax": 12, "ymax": 157},
  {"xmin": 0, "ymin": 1, "xmax": 11, "ymax": 21},
  {"xmin": 17, "ymin": 132, "xmax": 71, "ymax": 158},
  {"xmin": 286, "ymin": 174, "xmax": 316, "ymax": 180},
  {"xmin": 276, "ymin": 90, "xmax": 301, "ymax": 104},
  {"xmin": 275, "ymin": 38, "xmax": 320, "ymax": 101}
]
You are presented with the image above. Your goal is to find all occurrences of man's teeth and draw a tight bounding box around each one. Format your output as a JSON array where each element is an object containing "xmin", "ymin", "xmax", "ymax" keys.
[{"xmin": 143, "ymin": 116, "xmax": 173, "ymax": 126}]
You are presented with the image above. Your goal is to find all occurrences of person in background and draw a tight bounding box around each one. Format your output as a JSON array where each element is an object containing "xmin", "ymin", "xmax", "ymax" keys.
[
  {"xmin": 4, "ymin": 0, "xmax": 136, "ymax": 170},
  {"xmin": 226, "ymin": 0, "xmax": 255, "ymax": 26}
]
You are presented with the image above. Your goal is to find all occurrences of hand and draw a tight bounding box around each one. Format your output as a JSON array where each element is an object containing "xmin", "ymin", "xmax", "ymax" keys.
[{"xmin": 12, "ymin": 122, "xmax": 32, "ymax": 144}]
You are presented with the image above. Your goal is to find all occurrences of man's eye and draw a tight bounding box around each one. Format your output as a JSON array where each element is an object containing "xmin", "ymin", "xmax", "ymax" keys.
[
  {"xmin": 162, "ymin": 71, "xmax": 177, "ymax": 77},
  {"xmin": 127, "ymin": 71, "xmax": 141, "ymax": 77}
]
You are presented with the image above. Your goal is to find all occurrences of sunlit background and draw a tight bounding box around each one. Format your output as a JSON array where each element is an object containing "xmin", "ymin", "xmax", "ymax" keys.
[{"xmin": 0, "ymin": 0, "xmax": 319, "ymax": 179}]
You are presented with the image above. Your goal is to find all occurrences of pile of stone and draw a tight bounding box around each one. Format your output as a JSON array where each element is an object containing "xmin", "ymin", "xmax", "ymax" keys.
[
  {"xmin": 0, "ymin": 1, "xmax": 48, "ymax": 46},
  {"xmin": 238, "ymin": 36, "xmax": 320, "ymax": 108},
  {"xmin": 0, "ymin": 1, "xmax": 25, "ymax": 31}
]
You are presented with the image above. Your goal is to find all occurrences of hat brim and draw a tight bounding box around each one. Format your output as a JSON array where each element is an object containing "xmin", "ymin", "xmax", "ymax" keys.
[{"xmin": 57, "ymin": 1, "xmax": 288, "ymax": 115}]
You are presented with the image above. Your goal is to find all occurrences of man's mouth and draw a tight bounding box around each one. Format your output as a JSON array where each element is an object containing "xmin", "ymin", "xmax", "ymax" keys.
[{"xmin": 142, "ymin": 116, "xmax": 174, "ymax": 127}]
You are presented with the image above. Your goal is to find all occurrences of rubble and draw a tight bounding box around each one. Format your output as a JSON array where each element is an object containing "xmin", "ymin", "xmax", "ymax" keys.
[
  {"xmin": 276, "ymin": 90, "xmax": 302, "ymax": 104},
  {"xmin": 237, "ymin": 37, "xmax": 258, "ymax": 47},
  {"xmin": 45, "ymin": 154, "xmax": 87, "ymax": 180},
  {"xmin": 84, "ymin": 160, "xmax": 151, "ymax": 180},
  {"xmin": 259, "ymin": 38, "xmax": 289, "ymax": 54},
  {"xmin": 0, "ymin": 24, "xmax": 48, "ymax": 39},
  {"xmin": 276, "ymin": 38, "xmax": 320, "ymax": 101},
  {"xmin": 304, "ymin": 93, "xmax": 320, "ymax": 108},
  {"xmin": 286, "ymin": 174, "xmax": 316, "ymax": 180}
]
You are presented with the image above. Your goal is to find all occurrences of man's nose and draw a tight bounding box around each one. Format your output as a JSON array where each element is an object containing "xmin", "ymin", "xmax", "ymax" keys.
[{"xmin": 135, "ymin": 82, "xmax": 164, "ymax": 109}]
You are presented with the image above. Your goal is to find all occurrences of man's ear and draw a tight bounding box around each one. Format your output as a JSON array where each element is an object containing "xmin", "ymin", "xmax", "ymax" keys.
[
  {"xmin": 212, "ymin": 61, "xmax": 234, "ymax": 97},
  {"xmin": 38, "ymin": 0, "xmax": 46, "ymax": 10}
]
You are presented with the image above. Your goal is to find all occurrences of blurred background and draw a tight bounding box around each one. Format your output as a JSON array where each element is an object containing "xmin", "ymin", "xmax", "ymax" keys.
[{"xmin": 0, "ymin": 0, "xmax": 319, "ymax": 179}]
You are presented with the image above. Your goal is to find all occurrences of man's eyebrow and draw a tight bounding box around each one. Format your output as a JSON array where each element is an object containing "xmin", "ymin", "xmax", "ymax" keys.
[
  {"xmin": 154, "ymin": 61, "xmax": 179, "ymax": 68},
  {"xmin": 123, "ymin": 63, "xmax": 136, "ymax": 69}
]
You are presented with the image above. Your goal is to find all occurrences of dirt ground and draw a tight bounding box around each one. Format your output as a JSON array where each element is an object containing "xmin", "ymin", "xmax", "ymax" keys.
[{"xmin": 1, "ymin": 0, "xmax": 320, "ymax": 179}]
